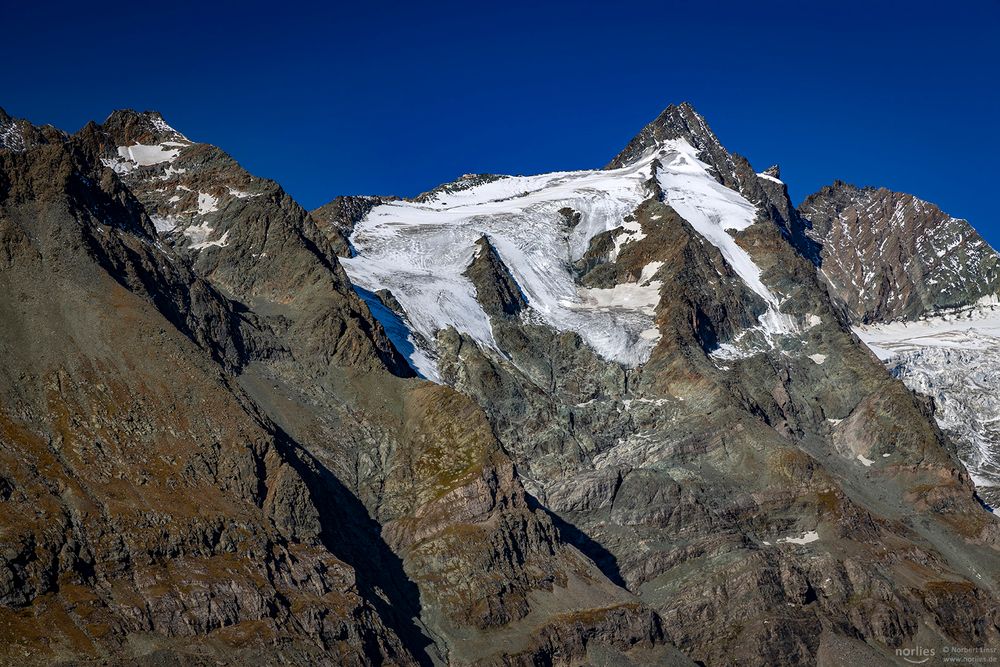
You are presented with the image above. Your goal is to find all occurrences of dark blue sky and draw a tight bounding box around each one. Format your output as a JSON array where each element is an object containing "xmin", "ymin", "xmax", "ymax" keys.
[{"xmin": 4, "ymin": 1, "xmax": 999, "ymax": 244}]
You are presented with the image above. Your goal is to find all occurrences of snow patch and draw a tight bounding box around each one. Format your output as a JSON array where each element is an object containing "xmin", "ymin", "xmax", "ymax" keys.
[
  {"xmin": 103, "ymin": 143, "xmax": 184, "ymax": 175},
  {"xmin": 808, "ymin": 353, "xmax": 827, "ymax": 365},
  {"xmin": 197, "ymin": 192, "xmax": 219, "ymax": 214},
  {"xmin": 190, "ymin": 230, "xmax": 230, "ymax": 250},
  {"xmin": 611, "ymin": 218, "xmax": 646, "ymax": 258},
  {"xmin": 574, "ymin": 261, "xmax": 663, "ymax": 316},
  {"xmin": 183, "ymin": 220, "xmax": 229, "ymax": 249},
  {"xmin": 857, "ymin": 454, "xmax": 875, "ymax": 467},
  {"xmin": 157, "ymin": 166, "xmax": 187, "ymax": 180},
  {"xmin": 149, "ymin": 115, "xmax": 186, "ymax": 140},
  {"xmin": 118, "ymin": 143, "xmax": 182, "ymax": 167},
  {"xmin": 778, "ymin": 530, "xmax": 819, "ymax": 545},
  {"xmin": 854, "ymin": 301, "xmax": 1000, "ymax": 360},
  {"xmin": 149, "ymin": 215, "xmax": 179, "ymax": 233}
]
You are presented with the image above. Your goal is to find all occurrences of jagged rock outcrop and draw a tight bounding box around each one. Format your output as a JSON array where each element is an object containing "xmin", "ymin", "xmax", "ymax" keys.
[
  {"xmin": 465, "ymin": 235, "xmax": 529, "ymax": 319},
  {"xmin": 801, "ymin": 180, "xmax": 1000, "ymax": 323},
  {"xmin": 0, "ymin": 107, "xmax": 65, "ymax": 152},
  {"xmin": 606, "ymin": 102, "xmax": 818, "ymax": 260},
  {"xmin": 310, "ymin": 195, "xmax": 390, "ymax": 257}
]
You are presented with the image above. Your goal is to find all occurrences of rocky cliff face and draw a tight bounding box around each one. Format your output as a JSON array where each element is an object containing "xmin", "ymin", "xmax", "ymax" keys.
[
  {"xmin": 320, "ymin": 103, "xmax": 1000, "ymax": 665},
  {"xmin": 803, "ymin": 180, "xmax": 1000, "ymax": 512},
  {"xmin": 0, "ymin": 110, "xmax": 693, "ymax": 666},
  {"xmin": 801, "ymin": 181, "xmax": 1000, "ymax": 323},
  {"xmin": 0, "ymin": 141, "xmax": 415, "ymax": 664},
  {"xmin": 2, "ymin": 103, "xmax": 999, "ymax": 666}
]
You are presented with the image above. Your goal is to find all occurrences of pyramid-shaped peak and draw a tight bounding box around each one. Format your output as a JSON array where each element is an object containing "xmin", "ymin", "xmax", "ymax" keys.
[
  {"xmin": 102, "ymin": 109, "xmax": 189, "ymax": 145},
  {"xmin": 606, "ymin": 102, "xmax": 723, "ymax": 169}
]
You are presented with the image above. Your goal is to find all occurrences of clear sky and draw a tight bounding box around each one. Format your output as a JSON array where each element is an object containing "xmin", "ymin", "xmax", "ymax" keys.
[{"xmin": 4, "ymin": 1, "xmax": 998, "ymax": 244}]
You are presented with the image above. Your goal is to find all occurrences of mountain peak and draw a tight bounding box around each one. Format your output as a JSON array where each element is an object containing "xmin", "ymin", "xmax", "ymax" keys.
[
  {"xmin": 605, "ymin": 102, "xmax": 722, "ymax": 170},
  {"xmin": 0, "ymin": 107, "xmax": 66, "ymax": 151},
  {"xmin": 101, "ymin": 109, "xmax": 188, "ymax": 145},
  {"xmin": 801, "ymin": 182, "xmax": 1000, "ymax": 323}
]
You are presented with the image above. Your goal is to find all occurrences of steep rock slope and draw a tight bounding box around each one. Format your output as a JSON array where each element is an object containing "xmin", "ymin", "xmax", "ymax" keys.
[
  {"xmin": 324, "ymin": 103, "xmax": 1000, "ymax": 666},
  {"xmin": 72, "ymin": 110, "xmax": 410, "ymax": 377},
  {"xmin": 801, "ymin": 181, "xmax": 1000, "ymax": 323},
  {"xmin": 0, "ymin": 141, "xmax": 414, "ymax": 664},
  {"xmin": 0, "ymin": 110, "xmax": 689, "ymax": 665},
  {"xmin": 803, "ymin": 181, "xmax": 1000, "ymax": 509}
]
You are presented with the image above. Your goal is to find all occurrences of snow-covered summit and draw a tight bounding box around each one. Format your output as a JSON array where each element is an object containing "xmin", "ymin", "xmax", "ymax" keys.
[{"xmin": 342, "ymin": 134, "xmax": 798, "ymax": 379}]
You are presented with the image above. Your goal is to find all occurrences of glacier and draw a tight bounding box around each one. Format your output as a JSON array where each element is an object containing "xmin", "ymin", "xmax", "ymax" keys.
[
  {"xmin": 342, "ymin": 138, "xmax": 790, "ymax": 380},
  {"xmin": 855, "ymin": 299, "xmax": 1000, "ymax": 507}
]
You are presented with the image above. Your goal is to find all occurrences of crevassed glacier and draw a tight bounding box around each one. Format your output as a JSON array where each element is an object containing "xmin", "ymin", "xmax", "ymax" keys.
[
  {"xmin": 342, "ymin": 139, "xmax": 782, "ymax": 379},
  {"xmin": 855, "ymin": 302, "xmax": 1000, "ymax": 507}
]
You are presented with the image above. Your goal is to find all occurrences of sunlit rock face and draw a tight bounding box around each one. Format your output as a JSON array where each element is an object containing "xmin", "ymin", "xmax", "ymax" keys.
[{"xmin": 0, "ymin": 102, "xmax": 997, "ymax": 666}]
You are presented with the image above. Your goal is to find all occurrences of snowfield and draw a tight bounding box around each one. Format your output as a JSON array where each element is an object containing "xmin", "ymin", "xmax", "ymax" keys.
[{"xmin": 342, "ymin": 138, "xmax": 786, "ymax": 380}]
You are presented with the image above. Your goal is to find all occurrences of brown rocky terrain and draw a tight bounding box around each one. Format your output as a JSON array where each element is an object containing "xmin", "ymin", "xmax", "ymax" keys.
[
  {"xmin": 0, "ymin": 109, "xmax": 692, "ymax": 665},
  {"xmin": 1, "ymin": 102, "xmax": 998, "ymax": 666},
  {"xmin": 0, "ymin": 140, "xmax": 414, "ymax": 664},
  {"xmin": 801, "ymin": 181, "xmax": 1000, "ymax": 323}
]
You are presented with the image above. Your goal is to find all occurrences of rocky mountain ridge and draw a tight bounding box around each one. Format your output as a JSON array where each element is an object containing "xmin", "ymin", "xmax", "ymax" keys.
[
  {"xmin": 315, "ymin": 103, "xmax": 999, "ymax": 664},
  {"xmin": 799, "ymin": 177, "xmax": 1000, "ymax": 510},
  {"xmin": 0, "ymin": 102, "xmax": 997, "ymax": 666},
  {"xmin": 801, "ymin": 180, "xmax": 1000, "ymax": 324},
  {"xmin": 0, "ymin": 107, "xmax": 689, "ymax": 666}
]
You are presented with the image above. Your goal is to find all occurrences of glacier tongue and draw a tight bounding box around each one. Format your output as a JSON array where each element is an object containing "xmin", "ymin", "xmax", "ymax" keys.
[
  {"xmin": 342, "ymin": 138, "xmax": 790, "ymax": 378},
  {"xmin": 855, "ymin": 301, "xmax": 1000, "ymax": 506}
]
